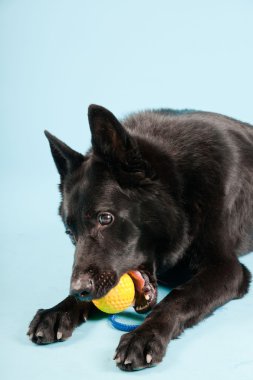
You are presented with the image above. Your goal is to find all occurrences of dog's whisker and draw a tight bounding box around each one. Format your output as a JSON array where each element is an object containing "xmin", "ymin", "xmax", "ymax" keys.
[{"xmin": 98, "ymin": 231, "xmax": 104, "ymax": 240}]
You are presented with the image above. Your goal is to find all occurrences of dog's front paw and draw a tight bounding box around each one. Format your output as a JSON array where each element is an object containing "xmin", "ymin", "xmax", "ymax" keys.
[
  {"xmin": 27, "ymin": 296, "xmax": 92, "ymax": 344},
  {"xmin": 27, "ymin": 308, "xmax": 78, "ymax": 344},
  {"xmin": 114, "ymin": 328, "xmax": 167, "ymax": 371}
]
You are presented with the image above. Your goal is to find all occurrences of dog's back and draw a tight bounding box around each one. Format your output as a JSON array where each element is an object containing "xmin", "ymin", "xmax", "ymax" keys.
[{"xmin": 123, "ymin": 110, "xmax": 253, "ymax": 256}]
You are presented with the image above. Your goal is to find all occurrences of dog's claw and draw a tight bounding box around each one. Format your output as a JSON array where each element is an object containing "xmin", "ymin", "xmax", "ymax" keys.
[
  {"xmin": 124, "ymin": 359, "xmax": 132, "ymax": 365},
  {"xmin": 36, "ymin": 330, "xmax": 43, "ymax": 337},
  {"xmin": 57, "ymin": 331, "xmax": 63, "ymax": 340},
  {"xmin": 132, "ymin": 270, "xmax": 157, "ymax": 314},
  {"xmin": 115, "ymin": 356, "xmax": 121, "ymax": 364},
  {"xmin": 146, "ymin": 354, "xmax": 152, "ymax": 364},
  {"xmin": 29, "ymin": 333, "xmax": 34, "ymax": 340}
]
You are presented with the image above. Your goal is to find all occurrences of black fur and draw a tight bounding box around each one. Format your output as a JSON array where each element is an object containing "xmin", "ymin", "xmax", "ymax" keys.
[{"xmin": 28, "ymin": 105, "xmax": 252, "ymax": 371}]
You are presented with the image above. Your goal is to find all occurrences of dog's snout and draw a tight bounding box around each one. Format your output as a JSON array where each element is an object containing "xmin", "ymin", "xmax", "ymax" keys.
[
  {"xmin": 79, "ymin": 279, "xmax": 93, "ymax": 295},
  {"xmin": 70, "ymin": 275, "xmax": 94, "ymax": 298}
]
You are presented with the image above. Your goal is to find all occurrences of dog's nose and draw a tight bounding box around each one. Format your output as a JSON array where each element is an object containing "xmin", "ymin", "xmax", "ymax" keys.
[{"xmin": 70, "ymin": 277, "xmax": 94, "ymax": 298}]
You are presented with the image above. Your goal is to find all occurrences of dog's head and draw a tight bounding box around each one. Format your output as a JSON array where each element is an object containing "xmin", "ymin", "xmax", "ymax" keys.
[{"xmin": 45, "ymin": 105, "xmax": 182, "ymax": 312}]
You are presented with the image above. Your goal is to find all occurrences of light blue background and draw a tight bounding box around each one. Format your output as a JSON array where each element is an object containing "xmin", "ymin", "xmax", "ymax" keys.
[{"xmin": 1, "ymin": 0, "xmax": 253, "ymax": 379}]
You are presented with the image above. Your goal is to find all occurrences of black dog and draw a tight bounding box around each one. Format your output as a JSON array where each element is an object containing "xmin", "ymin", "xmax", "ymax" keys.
[{"xmin": 28, "ymin": 105, "xmax": 252, "ymax": 371}]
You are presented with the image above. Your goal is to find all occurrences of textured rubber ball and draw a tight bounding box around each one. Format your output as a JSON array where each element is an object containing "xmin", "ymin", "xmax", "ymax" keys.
[{"xmin": 92, "ymin": 274, "xmax": 135, "ymax": 314}]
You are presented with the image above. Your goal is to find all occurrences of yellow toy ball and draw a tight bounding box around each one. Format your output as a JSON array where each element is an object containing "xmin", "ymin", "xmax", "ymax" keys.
[{"xmin": 92, "ymin": 273, "xmax": 135, "ymax": 314}]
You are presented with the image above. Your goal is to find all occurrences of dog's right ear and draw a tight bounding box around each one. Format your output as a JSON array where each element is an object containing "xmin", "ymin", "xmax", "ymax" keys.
[
  {"xmin": 88, "ymin": 104, "xmax": 156, "ymax": 186},
  {"xmin": 44, "ymin": 131, "xmax": 84, "ymax": 180}
]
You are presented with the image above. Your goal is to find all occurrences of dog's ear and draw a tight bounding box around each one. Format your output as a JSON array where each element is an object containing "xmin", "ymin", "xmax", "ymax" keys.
[
  {"xmin": 88, "ymin": 105, "xmax": 151, "ymax": 183},
  {"xmin": 88, "ymin": 104, "xmax": 136, "ymax": 163},
  {"xmin": 44, "ymin": 131, "xmax": 84, "ymax": 179},
  {"xmin": 88, "ymin": 104, "xmax": 155, "ymax": 185}
]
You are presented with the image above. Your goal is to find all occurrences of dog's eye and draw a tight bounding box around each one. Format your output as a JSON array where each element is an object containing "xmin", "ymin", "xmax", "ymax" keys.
[
  {"xmin": 98, "ymin": 212, "xmax": 114, "ymax": 226},
  {"xmin": 65, "ymin": 229, "xmax": 76, "ymax": 245}
]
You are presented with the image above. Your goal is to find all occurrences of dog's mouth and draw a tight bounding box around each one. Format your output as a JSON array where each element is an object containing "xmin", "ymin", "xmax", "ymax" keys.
[
  {"xmin": 73, "ymin": 268, "xmax": 157, "ymax": 314},
  {"xmin": 128, "ymin": 270, "xmax": 157, "ymax": 314}
]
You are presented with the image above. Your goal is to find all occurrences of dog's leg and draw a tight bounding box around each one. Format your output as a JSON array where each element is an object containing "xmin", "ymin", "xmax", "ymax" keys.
[
  {"xmin": 27, "ymin": 296, "xmax": 93, "ymax": 344},
  {"xmin": 114, "ymin": 257, "xmax": 251, "ymax": 371}
]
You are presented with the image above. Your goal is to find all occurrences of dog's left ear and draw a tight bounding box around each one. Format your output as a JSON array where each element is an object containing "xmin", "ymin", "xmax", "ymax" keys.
[{"xmin": 88, "ymin": 105, "xmax": 151, "ymax": 183}]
